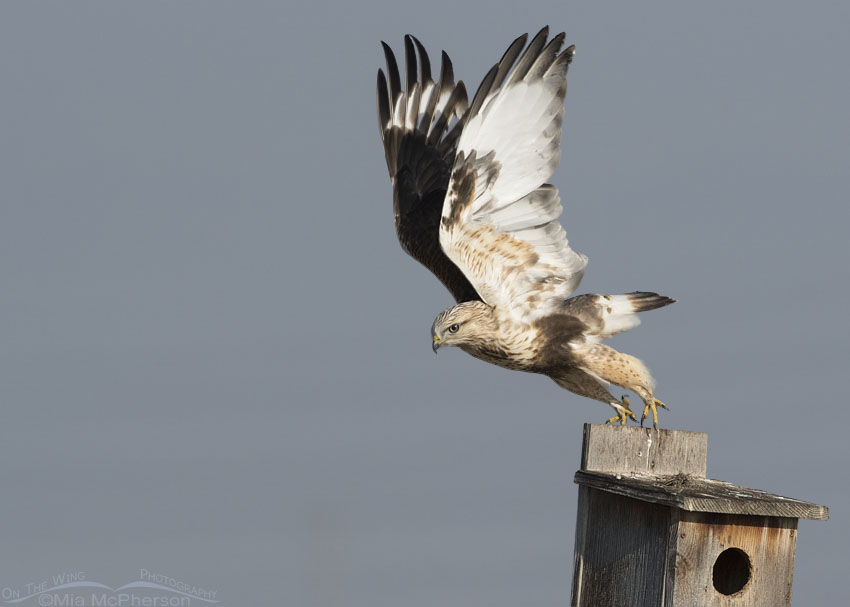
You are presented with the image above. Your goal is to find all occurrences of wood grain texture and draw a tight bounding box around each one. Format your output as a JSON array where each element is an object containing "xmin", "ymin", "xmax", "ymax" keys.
[
  {"xmin": 571, "ymin": 487, "xmax": 678, "ymax": 607},
  {"xmin": 672, "ymin": 512, "xmax": 798, "ymax": 606},
  {"xmin": 574, "ymin": 471, "xmax": 829, "ymax": 521},
  {"xmin": 580, "ymin": 423, "xmax": 708, "ymax": 476},
  {"xmin": 571, "ymin": 425, "xmax": 829, "ymax": 606}
]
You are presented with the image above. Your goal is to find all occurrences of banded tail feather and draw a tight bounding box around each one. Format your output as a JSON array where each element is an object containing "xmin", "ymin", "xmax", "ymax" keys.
[{"xmin": 624, "ymin": 291, "xmax": 677, "ymax": 313}]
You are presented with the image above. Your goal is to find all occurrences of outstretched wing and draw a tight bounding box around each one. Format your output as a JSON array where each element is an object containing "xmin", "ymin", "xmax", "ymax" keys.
[
  {"xmin": 439, "ymin": 27, "xmax": 587, "ymax": 321},
  {"xmin": 377, "ymin": 36, "xmax": 480, "ymax": 303}
]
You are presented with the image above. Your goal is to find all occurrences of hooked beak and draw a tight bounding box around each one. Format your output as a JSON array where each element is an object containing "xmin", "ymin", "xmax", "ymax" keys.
[{"xmin": 432, "ymin": 334, "xmax": 443, "ymax": 353}]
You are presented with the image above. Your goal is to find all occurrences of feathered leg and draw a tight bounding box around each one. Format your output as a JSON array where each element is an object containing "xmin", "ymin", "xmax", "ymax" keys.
[
  {"xmin": 552, "ymin": 368, "xmax": 637, "ymax": 425},
  {"xmin": 578, "ymin": 343, "xmax": 669, "ymax": 428}
]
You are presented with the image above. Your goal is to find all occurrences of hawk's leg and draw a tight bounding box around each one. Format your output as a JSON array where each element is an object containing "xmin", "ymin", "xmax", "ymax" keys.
[
  {"xmin": 551, "ymin": 369, "xmax": 637, "ymax": 426},
  {"xmin": 575, "ymin": 344, "xmax": 669, "ymax": 427},
  {"xmin": 633, "ymin": 386, "xmax": 669, "ymax": 428}
]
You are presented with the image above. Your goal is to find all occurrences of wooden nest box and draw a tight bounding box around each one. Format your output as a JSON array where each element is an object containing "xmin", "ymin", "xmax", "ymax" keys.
[{"xmin": 571, "ymin": 424, "xmax": 828, "ymax": 606}]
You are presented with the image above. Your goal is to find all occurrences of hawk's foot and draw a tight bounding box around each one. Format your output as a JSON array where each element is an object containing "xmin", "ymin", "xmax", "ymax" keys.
[
  {"xmin": 640, "ymin": 397, "xmax": 669, "ymax": 429},
  {"xmin": 606, "ymin": 396, "xmax": 637, "ymax": 426}
]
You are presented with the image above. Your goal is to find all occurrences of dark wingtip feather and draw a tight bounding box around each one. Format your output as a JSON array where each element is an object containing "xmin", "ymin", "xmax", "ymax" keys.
[
  {"xmin": 468, "ymin": 62, "xmax": 499, "ymax": 117},
  {"xmin": 547, "ymin": 31, "xmax": 566, "ymax": 55},
  {"xmin": 377, "ymin": 69, "xmax": 390, "ymax": 134},
  {"xmin": 441, "ymin": 80, "xmax": 468, "ymax": 151},
  {"xmin": 403, "ymin": 35, "xmax": 417, "ymax": 94},
  {"xmin": 428, "ymin": 79, "xmax": 467, "ymax": 148},
  {"xmin": 506, "ymin": 32, "xmax": 530, "ymax": 56},
  {"xmin": 564, "ymin": 44, "xmax": 576, "ymax": 67},
  {"xmin": 381, "ymin": 41, "xmax": 402, "ymax": 103},
  {"xmin": 503, "ymin": 27, "xmax": 550, "ymax": 87},
  {"xmin": 490, "ymin": 32, "xmax": 529, "ymax": 91},
  {"xmin": 440, "ymin": 50, "xmax": 454, "ymax": 85},
  {"xmin": 410, "ymin": 35, "xmax": 432, "ymax": 84}
]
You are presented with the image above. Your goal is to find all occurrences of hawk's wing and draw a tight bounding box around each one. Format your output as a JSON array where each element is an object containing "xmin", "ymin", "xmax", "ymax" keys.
[
  {"xmin": 377, "ymin": 36, "xmax": 480, "ymax": 303},
  {"xmin": 439, "ymin": 27, "xmax": 587, "ymax": 322}
]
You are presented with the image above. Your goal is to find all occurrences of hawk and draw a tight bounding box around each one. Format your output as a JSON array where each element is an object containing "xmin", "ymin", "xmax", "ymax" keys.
[{"xmin": 376, "ymin": 27, "xmax": 675, "ymax": 426}]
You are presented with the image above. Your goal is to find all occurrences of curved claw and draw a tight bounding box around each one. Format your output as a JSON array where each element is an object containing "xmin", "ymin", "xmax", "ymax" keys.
[
  {"xmin": 640, "ymin": 397, "xmax": 668, "ymax": 429},
  {"xmin": 606, "ymin": 410, "xmax": 637, "ymax": 425},
  {"xmin": 606, "ymin": 396, "xmax": 637, "ymax": 426}
]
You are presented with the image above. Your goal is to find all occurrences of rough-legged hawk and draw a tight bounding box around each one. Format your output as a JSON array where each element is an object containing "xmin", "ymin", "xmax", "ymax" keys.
[{"xmin": 376, "ymin": 27, "xmax": 675, "ymax": 426}]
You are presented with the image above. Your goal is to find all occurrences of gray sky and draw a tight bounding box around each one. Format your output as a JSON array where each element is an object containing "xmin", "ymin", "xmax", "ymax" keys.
[{"xmin": 2, "ymin": 1, "xmax": 848, "ymax": 605}]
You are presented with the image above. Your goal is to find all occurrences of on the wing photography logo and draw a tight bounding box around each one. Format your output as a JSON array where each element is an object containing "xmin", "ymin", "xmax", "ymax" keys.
[{"xmin": 1, "ymin": 570, "xmax": 218, "ymax": 606}]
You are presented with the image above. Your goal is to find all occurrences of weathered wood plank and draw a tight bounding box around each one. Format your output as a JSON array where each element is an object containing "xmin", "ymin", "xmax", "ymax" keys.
[
  {"xmin": 574, "ymin": 470, "xmax": 829, "ymax": 521},
  {"xmin": 672, "ymin": 512, "xmax": 798, "ymax": 606},
  {"xmin": 572, "ymin": 426, "xmax": 829, "ymax": 606},
  {"xmin": 571, "ymin": 487, "xmax": 677, "ymax": 607},
  {"xmin": 581, "ymin": 423, "xmax": 708, "ymax": 476}
]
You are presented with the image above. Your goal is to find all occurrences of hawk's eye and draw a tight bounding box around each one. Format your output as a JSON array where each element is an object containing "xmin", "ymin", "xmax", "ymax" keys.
[{"xmin": 448, "ymin": 323, "xmax": 460, "ymax": 334}]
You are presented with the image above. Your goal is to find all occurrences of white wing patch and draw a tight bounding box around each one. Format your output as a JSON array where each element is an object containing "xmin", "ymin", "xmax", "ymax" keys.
[
  {"xmin": 482, "ymin": 184, "xmax": 562, "ymax": 231},
  {"xmin": 439, "ymin": 31, "xmax": 587, "ymax": 320},
  {"xmin": 459, "ymin": 76, "xmax": 564, "ymax": 206}
]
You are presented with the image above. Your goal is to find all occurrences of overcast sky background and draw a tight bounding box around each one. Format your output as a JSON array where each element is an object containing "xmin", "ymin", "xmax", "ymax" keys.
[{"xmin": 2, "ymin": 1, "xmax": 848, "ymax": 605}]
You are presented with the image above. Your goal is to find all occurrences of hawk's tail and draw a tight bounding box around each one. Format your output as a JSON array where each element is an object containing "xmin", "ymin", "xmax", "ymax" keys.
[
  {"xmin": 624, "ymin": 291, "xmax": 676, "ymax": 313},
  {"xmin": 573, "ymin": 291, "xmax": 675, "ymax": 339}
]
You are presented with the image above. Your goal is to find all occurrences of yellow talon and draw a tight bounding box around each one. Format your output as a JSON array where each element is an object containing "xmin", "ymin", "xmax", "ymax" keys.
[
  {"xmin": 640, "ymin": 397, "xmax": 669, "ymax": 428},
  {"xmin": 606, "ymin": 396, "xmax": 637, "ymax": 426}
]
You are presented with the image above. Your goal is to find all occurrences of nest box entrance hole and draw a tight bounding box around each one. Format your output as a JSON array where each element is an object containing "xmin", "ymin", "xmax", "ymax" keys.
[{"xmin": 712, "ymin": 547, "xmax": 751, "ymax": 595}]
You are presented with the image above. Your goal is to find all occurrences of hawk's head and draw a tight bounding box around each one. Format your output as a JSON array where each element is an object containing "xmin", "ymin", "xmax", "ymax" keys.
[{"xmin": 431, "ymin": 301, "xmax": 496, "ymax": 353}]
